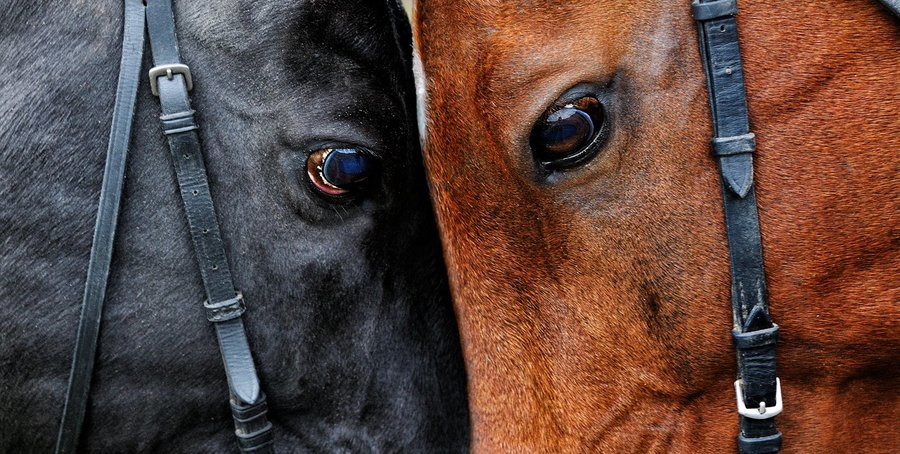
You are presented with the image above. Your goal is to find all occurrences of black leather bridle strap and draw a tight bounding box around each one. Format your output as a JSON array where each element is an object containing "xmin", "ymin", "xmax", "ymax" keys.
[
  {"xmin": 145, "ymin": 0, "xmax": 273, "ymax": 452},
  {"xmin": 55, "ymin": 1, "xmax": 146, "ymax": 452},
  {"xmin": 692, "ymin": 1, "xmax": 783, "ymax": 453}
]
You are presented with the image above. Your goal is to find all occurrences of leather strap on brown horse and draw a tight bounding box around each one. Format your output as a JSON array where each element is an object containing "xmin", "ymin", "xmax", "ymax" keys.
[{"xmin": 692, "ymin": 0, "xmax": 783, "ymax": 452}]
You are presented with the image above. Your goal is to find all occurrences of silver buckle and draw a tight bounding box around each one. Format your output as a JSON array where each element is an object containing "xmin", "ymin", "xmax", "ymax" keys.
[
  {"xmin": 734, "ymin": 377, "xmax": 783, "ymax": 420},
  {"xmin": 149, "ymin": 63, "xmax": 192, "ymax": 96}
]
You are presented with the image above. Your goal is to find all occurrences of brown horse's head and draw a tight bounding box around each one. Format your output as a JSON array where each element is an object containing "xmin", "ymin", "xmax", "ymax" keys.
[{"xmin": 414, "ymin": 0, "xmax": 900, "ymax": 451}]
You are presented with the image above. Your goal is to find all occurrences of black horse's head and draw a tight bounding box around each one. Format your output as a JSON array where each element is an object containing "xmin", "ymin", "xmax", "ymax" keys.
[{"xmin": 0, "ymin": 1, "xmax": 467, "ymax": 451}]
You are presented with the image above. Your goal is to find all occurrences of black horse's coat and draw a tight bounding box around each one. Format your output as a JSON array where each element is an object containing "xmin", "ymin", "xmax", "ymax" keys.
[{"xmin": 0, "ymin": 1, "xmax": 469, "ymax": 451}]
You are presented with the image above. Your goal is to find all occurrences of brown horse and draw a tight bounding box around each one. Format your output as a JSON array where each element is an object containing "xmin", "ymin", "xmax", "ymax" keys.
[{"xmin": 413, "ymin": 0, "xmax": 899, "ymax": 452}]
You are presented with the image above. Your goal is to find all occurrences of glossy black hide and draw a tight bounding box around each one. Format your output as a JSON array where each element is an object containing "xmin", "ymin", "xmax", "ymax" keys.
[{"xmin": 0, "ymin": 1, "xmax": 469, "ymax": 452}]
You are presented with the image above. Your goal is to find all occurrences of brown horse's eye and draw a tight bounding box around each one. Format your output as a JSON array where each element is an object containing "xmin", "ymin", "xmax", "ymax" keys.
[
  {"xmin": 306, "ymin": 147, "xmax": 381, "ymax": 199},
  {"xmin": 530, "ymin": 96, "xmax": 607, "ymax": 168}
]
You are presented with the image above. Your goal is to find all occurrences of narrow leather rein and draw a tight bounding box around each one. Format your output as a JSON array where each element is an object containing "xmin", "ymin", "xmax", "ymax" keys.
[
  {"xmin": 55, "ymin": 0, "xmax": 146, "ymax": 451},
  {"xmin": 56, "ymin": 1, "xmax": 274, "ymax": 452}
]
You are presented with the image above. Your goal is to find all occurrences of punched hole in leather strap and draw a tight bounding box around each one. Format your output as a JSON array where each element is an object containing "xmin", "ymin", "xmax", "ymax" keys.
[
  {"xmin": 712, "ymin": 133, "xmax": 756, "ymax": 157},
  {"xmin": 204, "ymin": 293, "xmax": 246, "ymax": 323},
  {"xmin": 692, "ymin": 0, "xmax": 738, "ymax": 21}
]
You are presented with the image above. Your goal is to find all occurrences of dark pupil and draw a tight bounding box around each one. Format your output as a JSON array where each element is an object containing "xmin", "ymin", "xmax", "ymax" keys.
[
  {"xmin": 530, "ymin": 95, "xmax": 608, "ymax": 168},
  {"xmin": 539, "ymin": 108, "xmax": 594, "ymax": 156},
  {"xmin": 322, "ymin": 148, "xmax": 379, "ymax": 188}
]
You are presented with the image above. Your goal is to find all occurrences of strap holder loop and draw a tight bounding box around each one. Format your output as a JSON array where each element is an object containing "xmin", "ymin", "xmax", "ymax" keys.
[
  {"xmin": 204, "ymin": 293, "xmax": 246, "ymax": 323},
  {"xmin": 732, "ymin": 324, "xmax": 779, "ymax": 349},
  {"xmin": 712, "ymin": 132, "xmax": 756, "ymax": 157},
  {"xmin": 692, "ymin": 0, "xmax": 738, "ymax": 21},
  {"xmin": 231, "ymin": 395, "xmax": 274, "ymax": 452},
  {"xmin": 160, "ymin": 109, "xmax": 198, "ymax": 135},
  {"xmin": 738, "ymin": 432, "xmax": 784, "ymax": 453}
]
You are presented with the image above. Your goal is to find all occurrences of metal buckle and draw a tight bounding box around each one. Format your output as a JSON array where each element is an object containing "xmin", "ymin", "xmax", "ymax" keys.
[
  {"xmin": 735, "ymin": 378, "xmax": 783, "ymax": 420},
  {"xmin": 148, "ymin": 63, "xmax": 192, "ymax": 96}
]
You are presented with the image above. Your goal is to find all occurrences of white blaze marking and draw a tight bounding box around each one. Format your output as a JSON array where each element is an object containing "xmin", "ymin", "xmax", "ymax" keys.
[{"xmin": 412, "ymin": 46, "xmax": 428, "ymax": 148}]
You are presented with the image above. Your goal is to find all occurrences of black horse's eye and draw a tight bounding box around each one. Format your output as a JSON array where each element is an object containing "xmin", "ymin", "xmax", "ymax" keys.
[
  {"xmin": 306, "ymin": 147, "xmax": 381, "ymax": 198},
  {"xmin": 530, "ymin": 96, "xmax": 607, "ymax": 168}
]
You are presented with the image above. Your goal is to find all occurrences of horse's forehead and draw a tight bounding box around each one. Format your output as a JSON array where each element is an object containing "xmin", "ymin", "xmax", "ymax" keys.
[
  {"xmin": 177, "ymin": 0, "xmax": 289, "ymax": 50},
  {"xmin": 416, "ymin": 0, "xmax": 651, "ymax": 86},
  {"xmin": 420, "ymin": 0, "xmax": 624, "ymax": 25},
  {"xmin": 176, "ymin": 0, "xmax": 392, "ymax": 51},
  {"xmin": 415, "ymin": 1, "xmax": 665, "ymax": 148}
]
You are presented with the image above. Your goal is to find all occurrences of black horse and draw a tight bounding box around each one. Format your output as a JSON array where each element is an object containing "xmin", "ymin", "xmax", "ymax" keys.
[{"xmin": 0, "ymin": 1, "xmax": 468, "ymax": 451}]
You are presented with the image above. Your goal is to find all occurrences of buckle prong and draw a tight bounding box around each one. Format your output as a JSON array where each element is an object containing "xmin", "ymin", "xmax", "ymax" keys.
[
  {"xmin": 149, "ymin": 63, "xmax": 192, "ymax": 96},
  {"xmin": 735, "ymin": 377, "xmax": 783, "ymax": 420}
]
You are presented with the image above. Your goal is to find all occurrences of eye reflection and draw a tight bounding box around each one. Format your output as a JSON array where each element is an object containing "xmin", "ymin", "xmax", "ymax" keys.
[
  {"xmin": 540, "ymin": 108, "xmax": 594, "ymax": 156},
  {"xmin": 306, "ymin": 148, "xmax": 381, "ymax": 198},
  {"xmin": 530, "ymin": 95, "xmax": 607, "ymax": 168}
]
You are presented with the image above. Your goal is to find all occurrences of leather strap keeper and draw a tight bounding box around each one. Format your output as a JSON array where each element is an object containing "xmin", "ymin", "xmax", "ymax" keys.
[
  {"xmin": 733, "ymin": 325, "xmax": 779, "ymax": 349},
  {"xmin": 692, "ymin": 0, "xmax": 738, "ymax": 21},
  {"xmin": 738, "ymin": 432, "xmax": 783, "ymax": 453},
  {"xmin": 232, "ymin": 396, "xmax": 274, "ymax": 452},
  {"xmin": 236, "ymin": 427, "xmax": 275, "ymax": 452},
  {"xmin": 231, "ymin": 396, "xmax": 268, "ymax": 423},
  {"xmin": 713, "ymin": 133, "xmax": 756, "ymax": 156},
  {"xmin": 160, "ymin": 109, "xmax": 198, "ymax": 135},
  {"xmin": 204, "ymin": 293, "xmax": 246, "ymax": 323}
]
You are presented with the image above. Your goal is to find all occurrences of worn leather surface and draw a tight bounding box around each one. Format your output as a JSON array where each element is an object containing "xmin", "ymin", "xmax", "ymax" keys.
[
  {"xmin": 145, "ymin": 0, "xmax": 274, "ymax": 452},
  {"xmin": 54, "ymin": 1, "xmax": 146, "ymax": 452},
  {"xmin": 693, "ymin": 0, "xmax": 782, "ymax": 452}
]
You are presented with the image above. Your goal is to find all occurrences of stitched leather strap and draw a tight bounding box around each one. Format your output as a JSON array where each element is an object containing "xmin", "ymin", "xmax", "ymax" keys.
[
  {"xmin": 145, "ymin": 1, "xmax": 274, "ymax": 452},
  {"xmin": 692, "ymin": 1, "xmax": 782, "ymax": 452},
  {"xmin": 54, "ymin": 2, "xmax": 146, "ymax": 452}
]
